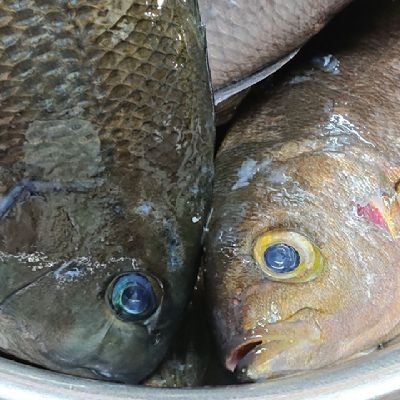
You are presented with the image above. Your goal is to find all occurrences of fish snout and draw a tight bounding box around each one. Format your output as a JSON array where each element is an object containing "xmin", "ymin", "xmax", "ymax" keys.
[
  {"xmin": 225, "ymin": 310, "xmax": 322, "ymax": 382},
  {"xmin": 225, "ymin": 338, "xmax": 262, "ymax": 374}
]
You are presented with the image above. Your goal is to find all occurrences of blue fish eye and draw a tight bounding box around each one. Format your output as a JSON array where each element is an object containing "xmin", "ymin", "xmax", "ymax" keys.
[
  {"xmin": 109, "ymin": 273, "xmax": 158, "ymax": 321},
  {"xmin": 264, "ymin": 243, "xmax": 300, "ymax": 273}
]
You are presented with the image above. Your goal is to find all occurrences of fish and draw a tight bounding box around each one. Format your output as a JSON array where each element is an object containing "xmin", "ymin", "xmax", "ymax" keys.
[
  {"xmin": 0, "ymin": 0, "xmax": 214, "ymax": 383},
  {"xmin": 199, "ymin": 0, "xmax": 353, "ymax": 123},
  {"xmin": 143, "ymin": 275, "xmax": 210, "ymax": 388},
  {"xmin": 205, "ymin": 0, "xmax": 400, "ymax": 382}
]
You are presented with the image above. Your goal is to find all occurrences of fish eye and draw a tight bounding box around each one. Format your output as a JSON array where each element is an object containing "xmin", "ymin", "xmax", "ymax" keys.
[
  {"xmin": 107, "ymin": 272, "xmax": 162, "ymax": 321},
  {"xmin": 253, "ymin": 230, "xmax": 323, "ymax": 283},
  {"xmin": 264, "ymin": 243, "xmax": 300, "ymax": 273}
]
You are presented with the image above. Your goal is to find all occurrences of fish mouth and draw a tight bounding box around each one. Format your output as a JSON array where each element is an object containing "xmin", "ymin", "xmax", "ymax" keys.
[
  {"xmin": 91, "ymin": 368, "xmax": 138, "ymax": 384},
  {"xmin": 225, "ymin": 330, "xmax": 290, "ymax": 377},
  {"xmin": 225, "ymin": 311, "xmax": 322, "ymax": 381},
  {"xmin": 225, "ymin": 338, "xmax": 263, "ymax": 373}
]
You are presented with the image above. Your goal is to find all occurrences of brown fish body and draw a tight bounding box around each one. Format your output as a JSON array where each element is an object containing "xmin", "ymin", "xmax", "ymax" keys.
[
  {"xmin": 0, "ymin": 0, "xmax": 214, "ymax": 383},
  {"xmin": 206, "ymin": 0, "xmax": 400, "ymax": 382},
  {"xmin": 199, "ymin": 0, "xmax": 352, "ymax": 109}
]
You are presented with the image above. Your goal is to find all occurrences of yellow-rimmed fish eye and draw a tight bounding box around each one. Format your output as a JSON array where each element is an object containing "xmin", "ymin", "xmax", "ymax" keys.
[{"xmin": 253, "ymin": 230, "xmax": 323, "ymax": 283}]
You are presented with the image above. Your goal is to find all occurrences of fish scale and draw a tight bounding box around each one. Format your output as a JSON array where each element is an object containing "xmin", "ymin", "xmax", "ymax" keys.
[
  {"xmin": 199, "ymin": 0, "xmax": 352, "ymax": 93},
  {"xmin": 0, "ymin": 0, "xmax": 214, "ymax": 384},
  {"xmin": 206, "ymin": 0, "xmax": 400, "ymax": 383}
]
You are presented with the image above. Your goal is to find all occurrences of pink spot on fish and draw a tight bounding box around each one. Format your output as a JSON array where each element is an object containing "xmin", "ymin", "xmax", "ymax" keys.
[{"xmin": 356, "ymin": 203, "xmax": 389, "ymax": 231}]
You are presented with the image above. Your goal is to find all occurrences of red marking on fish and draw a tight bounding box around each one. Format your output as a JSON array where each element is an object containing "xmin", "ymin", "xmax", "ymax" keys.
[{"xmin": 356, "ymin": 203, "xmax": 389, "ymax": 231}]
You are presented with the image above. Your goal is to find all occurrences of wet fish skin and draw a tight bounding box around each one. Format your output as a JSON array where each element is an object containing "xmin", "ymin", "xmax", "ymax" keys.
[
  {"xmin": 143, "ymin": 276, "xmax": 210, "ymax": 388},
  {"xmin": 199, "ymin": 0, "xmax": 352, "ymax": 92},
  {"xmin": 0, "ymin": 0, "xmax": 214, "ymax": 383},
  {"xmin": 206, "ymin": 0, "xmax": 400, "ymax": 382}
]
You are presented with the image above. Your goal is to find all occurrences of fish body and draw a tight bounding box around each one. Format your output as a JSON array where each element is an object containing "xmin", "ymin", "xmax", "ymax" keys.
[
  {"xmin": 143, "ymin": 277, "xmax": 210, "ymax": 388},
  {"xmin": 206, "ymin": 0, "xmax": 400, "ymax": 382},
  {"xmin": 0, "ymin": 0, "xmax": 214, "ymax": 383},
  {"xmin": 199, "ymin": 0, "xmax": 352, "ymax": 109}
]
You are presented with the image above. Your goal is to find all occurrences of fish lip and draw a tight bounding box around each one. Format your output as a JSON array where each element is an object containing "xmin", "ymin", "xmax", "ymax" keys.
[
  {"xmin": 88, "ymin": 367, "xmax": 142, "ymax": 384},
  {"xmin": 224, "ymin": 310, "xmax": 322, "ymax": 379},
  {"xmin": 225, "ymin": 326, "xmax": 286, "ymax": 373},
  {"xmin": 225, "ymin": 337, "xmax": 264, "ymax": 374},
  {"xmin": 225, "ymin": 328, "xmax": 300, "ymax": 382}
]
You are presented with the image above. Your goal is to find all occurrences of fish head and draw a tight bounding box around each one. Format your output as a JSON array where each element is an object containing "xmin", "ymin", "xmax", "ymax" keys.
[
  {"xmin": 0, "ymin": 260, "xmax": 167, "ymax": 383},
  {"xmin": 207, "ymin": 146, "xmax": 400, "ymax": 381},
  {"xmin": 0, "ymin": 175, "xmax": 202, "ymax": 383}
]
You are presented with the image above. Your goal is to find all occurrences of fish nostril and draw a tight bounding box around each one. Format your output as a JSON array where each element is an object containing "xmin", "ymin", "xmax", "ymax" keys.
[{"xmin": 225, "ymin": 340, "xmax": 262, "ymax": 372}]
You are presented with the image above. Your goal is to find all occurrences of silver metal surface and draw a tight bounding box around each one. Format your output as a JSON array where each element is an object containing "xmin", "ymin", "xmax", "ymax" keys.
[{"xmin": 1, "ymin": 342, "xmax": 400, "ymax": 400}]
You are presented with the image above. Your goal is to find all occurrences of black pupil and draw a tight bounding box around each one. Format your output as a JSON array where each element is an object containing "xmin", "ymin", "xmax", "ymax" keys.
[
  {"xmin": 110, "ymin": 273, "xmax": 158, "ymax": 320},
  {"xmin": 121, "ymin": 283, "xmax": 151, "ymax": 315},
  {"xmin": 264, "ymin": 243, "xmax": 300, "ymax": 273}
]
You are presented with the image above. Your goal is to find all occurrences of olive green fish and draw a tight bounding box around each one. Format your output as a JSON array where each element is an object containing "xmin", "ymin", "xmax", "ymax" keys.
[
  {"xmin": 143, "ymin": 276, "xmax": 210, "ymax": 388},
  {"xmin": 206, "ymin": 0, "xmax": 400, "ymax": 382},
  {"xmin": 0, "ymin": 0, "xmax": 214, "ymax": 383}
]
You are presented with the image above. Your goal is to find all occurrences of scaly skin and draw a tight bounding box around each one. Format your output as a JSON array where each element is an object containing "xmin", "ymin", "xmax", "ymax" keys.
[
  {"xmin": 206, "ymin": 0, "xmax": 400, "ymax": 382},
  {"xmin": 199, "ymin": 0, "xmax": 352, "ymax": 91},
  {"xmin": 0, "ymin": 0, "xmax": 214, "ymax": 383}
]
